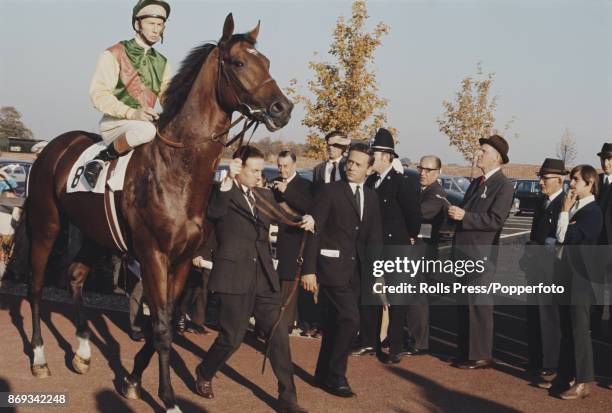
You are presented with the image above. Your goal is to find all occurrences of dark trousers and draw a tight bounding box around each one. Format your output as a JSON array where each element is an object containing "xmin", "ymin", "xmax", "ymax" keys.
[
  {"xmin": 297, "ymin": 288, "xmax": 320, "ymax": 329},
  {"xmin": 179, "ymin": 268, "xmax": 210, "ymax": 326},
  {"xmin": 280, "ymin": 280, "xmax": 299, "ymax": 330},
  {"xmin": 358, "ymin": 305, "xmax": 381, "ymax": 348},
  {"xmin": 315, "ymin": 283, "xmax": 360, "ymax": 382},
  {"xmin": 558, "ymin": 304, "xmax": 595, "ymax": 383},
  {"xmin": 199, "ymin": 263, "xmax": 296, "ymax": 403},
  {"xmin": 389, "ymin": 303, "xmax": 429, "ymax": 355},
  {"xmin": 526, "ymin": 302, "xmax": 561, "ymax": 370},
  {"xmin": 457, "ymin": 303, "xmax": 493, "ymax": 361}
]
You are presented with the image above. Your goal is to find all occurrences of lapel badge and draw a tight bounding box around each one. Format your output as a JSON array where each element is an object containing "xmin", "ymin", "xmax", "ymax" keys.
[{"xmin": 480, "ymin": 185, "xmax": 488, "ymax": 199}]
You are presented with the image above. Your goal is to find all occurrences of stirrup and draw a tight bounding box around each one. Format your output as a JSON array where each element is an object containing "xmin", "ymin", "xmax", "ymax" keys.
[{"xmin": 83, "ymin": 160, "xmax": 105, "ymax": 188}]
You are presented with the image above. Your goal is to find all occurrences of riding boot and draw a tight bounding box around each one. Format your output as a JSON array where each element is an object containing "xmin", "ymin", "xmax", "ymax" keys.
[{"xmin": 83, "ymin": 136, "xmax": 131, "ymax": 188}]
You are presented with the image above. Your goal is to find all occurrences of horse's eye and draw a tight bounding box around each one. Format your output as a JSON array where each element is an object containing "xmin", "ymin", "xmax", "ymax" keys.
[{"xmin": 232, "ymin": 60, "xmax": 244, "ymax": 68}]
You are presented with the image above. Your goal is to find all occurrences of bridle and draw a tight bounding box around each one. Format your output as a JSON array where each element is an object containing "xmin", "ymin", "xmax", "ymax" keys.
[{"xmin": 156, "ymin": 41, "xmax": 276, "ymax": 149}]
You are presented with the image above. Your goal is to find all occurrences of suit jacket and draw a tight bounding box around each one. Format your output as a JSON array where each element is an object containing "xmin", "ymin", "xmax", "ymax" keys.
[
  {"xmin": 597, "ymin": 173, "xmax": 612, "ymax": 244},
  {"xmin": 312, "ymin": 158, "xmax": 347, "ymax": 193},
  {"xmin": 453, "ymin": 169, "xmax": 514, "ymax": 261},
  {"xmin": 207, "ymin": 182, "xmax": 285, "ymax": 294},
  {"xmin": 365, "ymin": 168, "xmax": 421, "ymax": 245},
  {"xmin": 529, "ymin": 192, "xmax": 564, "ymax": 245},
  {"xmin": 272, "ymin": 174, "xmax": 313, "ymax": 281},
  {"xmin": 420, "ymin": 181, "xmax": 448, "ymax": 245},
  {"xmin": 303, "ymin": 181, "xmax": 383, "ymax": 287}
]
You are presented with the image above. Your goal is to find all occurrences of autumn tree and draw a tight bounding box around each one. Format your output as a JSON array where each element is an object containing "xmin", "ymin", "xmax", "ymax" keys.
[
  {"xmin": 437, "ymin": 63, "xmax": 514, "ymax": 177},
  {"xmin": 287, "ymin": 0, "xmax": 393, "ymax": 159},
  {"xmin": 0, "ymin": 106, "xmax": 34, "ymax": 140},
  {"xmin": 556, "ymin": 128, "xmax": 577, "ymax": 166}
]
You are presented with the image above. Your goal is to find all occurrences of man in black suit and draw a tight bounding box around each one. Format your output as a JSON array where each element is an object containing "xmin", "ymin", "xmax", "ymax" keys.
[
  {"xmin": 591, "ymin": 143, "xmax": 612, "ymax": 339},
  {"xmin": 195, "ymin": 146, "xmax": 312, "ymax": 413},
  {"xmin": 302, "ymin": 143, "xmax": 382, "ymax": 397},
  {"xmin": 522, "ymin": 158, "xmax": 567, "ymax": 388},
  {"xmin": 312, "ymin": 131, "xmax": 349, "ymax": 192},
  {"xmin": 271, "ymin": 150, "xmax": 313, "ymax": 331},
  {"xmin": 418, "ymin": 155, "xmax": 448, "ymax": 256},
  {"xmin": 358, "ymin": 128, "xmax": 422, "ymax": 364},
  {"xmin": 447, "ymin": 135, "xmax": 514, "ymax": 369}
]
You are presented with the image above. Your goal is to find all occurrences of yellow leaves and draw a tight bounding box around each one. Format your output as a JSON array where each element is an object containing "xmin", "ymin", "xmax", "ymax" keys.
[{"xmin": 287, "ymin": 0, "xmax": 394, "ymax": 158}]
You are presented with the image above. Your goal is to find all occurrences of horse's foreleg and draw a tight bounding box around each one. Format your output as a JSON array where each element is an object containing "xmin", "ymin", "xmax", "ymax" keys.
[{"xmin": 68, "ymin": 261, "xmax": 92, "ymax": 374}]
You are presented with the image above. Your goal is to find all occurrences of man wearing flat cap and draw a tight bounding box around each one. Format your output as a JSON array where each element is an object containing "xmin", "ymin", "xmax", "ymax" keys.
[
  {"xmin": 312, "ymin": 131, "xmax": 350, "ymax": 193},
  {"xmin": 523, "ymin": 158, "xmax": 567, "ymax": 388},
  {"xmin": 85, "ymin": 0, "xmax": 172, "ymax": 187},
  {"xmin": 591, "ymin": 143, "xmax": 612, "ymax": 343},
  {"xmin": 447, "ymin": 134, "xmax": 514, "ymax": 369},
  {"xmin": 353, "ymin": 128, "xmax": 422, "ymax": 363}
]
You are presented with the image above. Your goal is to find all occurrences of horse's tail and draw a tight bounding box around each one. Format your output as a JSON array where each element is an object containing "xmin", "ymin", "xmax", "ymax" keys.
[{"xmin": 3, "ymin": 199, "xmax": 31, "ymax": 283}]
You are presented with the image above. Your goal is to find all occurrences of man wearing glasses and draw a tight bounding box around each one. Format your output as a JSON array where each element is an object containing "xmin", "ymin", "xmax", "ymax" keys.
[
  {"xmin": 418, "ymin": 155, "xmax": 448, "ymax": 254},
  {"xmin": 312, "ymin": 131, "xmax": 350, "ymax": 193},
  {"xmin": 523, "ymin": 158, "xmax": 567, "ymax": 389}
]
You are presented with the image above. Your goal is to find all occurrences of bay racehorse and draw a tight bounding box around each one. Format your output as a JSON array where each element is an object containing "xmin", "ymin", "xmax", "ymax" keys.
[{"xmin": 13, "ymin": 13, "xmax": 292, "ymax": 412}]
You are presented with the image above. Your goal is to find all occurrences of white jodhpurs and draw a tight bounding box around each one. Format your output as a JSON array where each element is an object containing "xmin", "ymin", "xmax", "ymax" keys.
[{"xmin": 99, "ymin": 115, "xmax": 156, "ymax": 148}]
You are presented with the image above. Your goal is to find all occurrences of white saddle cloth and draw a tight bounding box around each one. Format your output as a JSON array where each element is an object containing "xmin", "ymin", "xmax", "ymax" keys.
[{"xmin": 66, "ymin": 142, "xmax": 134, "ymax": 194}]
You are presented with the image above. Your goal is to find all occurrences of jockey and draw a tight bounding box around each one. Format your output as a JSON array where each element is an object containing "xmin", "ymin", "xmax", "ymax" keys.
[{"xmin": 85, "ymin": 0, "xmax": 172, "ymax": 187}]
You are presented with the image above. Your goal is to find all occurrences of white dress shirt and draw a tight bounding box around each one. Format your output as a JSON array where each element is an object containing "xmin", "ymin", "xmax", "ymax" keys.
[
  {"xmin": 555, "ymin": 194, "xmax": 595, "ymax": 243},
  {"xmin": 375, "ymin": 164, "xmax": 394, "ymax": 189},
  {"xmin": 483, "ymin": 166, "xmax": 501, "ymax": 181},
  {"xmin": 325, "ymin": 157, "xmax": 344, "ymax": 183}
]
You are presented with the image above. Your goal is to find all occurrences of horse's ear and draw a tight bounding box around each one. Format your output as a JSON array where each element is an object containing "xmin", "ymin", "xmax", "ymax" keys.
[
  {"xmin": 246, "ymin": 20, "xmax": 260, "ymax": 43},
  {"xmin": 221, "ymin": 13, "xmax": 235, "ymax": 43}
]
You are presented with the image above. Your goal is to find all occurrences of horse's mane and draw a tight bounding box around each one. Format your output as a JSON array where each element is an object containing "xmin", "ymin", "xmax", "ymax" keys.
[{"xmin": 158, "ymin": 34, "xmax": 256, "ymax": 130}]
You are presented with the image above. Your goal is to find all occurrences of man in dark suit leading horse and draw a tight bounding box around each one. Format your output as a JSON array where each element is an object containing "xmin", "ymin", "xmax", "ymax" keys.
[{"xmin": 195, "ymin": 146, "xmax": 312, "ymax": 413}]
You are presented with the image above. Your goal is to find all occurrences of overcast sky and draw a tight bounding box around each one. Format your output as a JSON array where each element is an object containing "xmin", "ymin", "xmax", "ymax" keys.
[{"xmin": 1, "ymin": 0, "xmax": 611, "ymax": 166}]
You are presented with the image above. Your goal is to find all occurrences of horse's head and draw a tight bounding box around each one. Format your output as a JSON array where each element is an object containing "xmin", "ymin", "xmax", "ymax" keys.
[{"xmin": 217, "ymin": 13, "xmax": 293, "ymax": 132}]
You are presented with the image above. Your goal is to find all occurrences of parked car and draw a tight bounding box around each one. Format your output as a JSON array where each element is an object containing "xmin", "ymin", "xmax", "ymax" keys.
[
  {"xmin": 514, "ymin": 179, "xmax": 541, "ymax": 215},
  {"xmin": 0, "ymin": 159, "xmax": 32, "ymax": 198}
]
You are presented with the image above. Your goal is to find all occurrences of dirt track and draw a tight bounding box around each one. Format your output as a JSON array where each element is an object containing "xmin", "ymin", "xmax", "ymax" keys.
[{"xmin": 0, "ymin": 293, "xmax": 611, "ymax": 413}]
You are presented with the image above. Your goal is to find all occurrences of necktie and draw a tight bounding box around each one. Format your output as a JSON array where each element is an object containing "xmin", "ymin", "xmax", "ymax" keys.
[
  {"xmin": 247, "ymin": 189, "xmax": 257, "ymax": 217},
  {"xmin": 543, "ymin": 195, "xmax": 550, "ymax": 210},
  {"xmin": 354, "ymin": 185, "xmax": 361, "ymax": 220},
  {"xmin": 330, "ymin": 162, "xmax": 337, "ymax": 182},
  {"xmin": 479, "ymin": 176, "xmax": 485, "ymax": 187},
  {"xmin": 374, "ymin": 173, "xmax": 382, "ymax": 188}
]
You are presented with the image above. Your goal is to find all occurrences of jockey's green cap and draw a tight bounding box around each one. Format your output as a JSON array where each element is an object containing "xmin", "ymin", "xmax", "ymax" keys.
[{"xmin": 132, "ymin": 0, "xmax": 170, "ymax": 22}]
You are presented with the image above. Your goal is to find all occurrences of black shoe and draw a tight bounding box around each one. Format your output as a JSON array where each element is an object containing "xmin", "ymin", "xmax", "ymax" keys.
[
  {"xmin": 84, "ymin": 160, "xmax": 105, "ymax": 188},
  {"xmin": 454, "ymin": 359, "xmax": 494, "ymax": 369},
  {"xmin": 402, "ymin": 346, "xmax": 428, "ymax": 356},
  {"xmin": 186, "ymin": 321, "xmax": 208, "ymax": 335},
  {"xmin": 129, "ymin": 330, "xmax": 145, "ymax": 342},
  {"xmin": 383, "ymin": 353, "xmax": 402, "ymax": 364},
  {"xmin": 351, "ymin": 346, "xmax": 375, "ymax": 356},
  {"xmin": 322, "ymin": 377, "xmax": 355, "ymax": 398}
]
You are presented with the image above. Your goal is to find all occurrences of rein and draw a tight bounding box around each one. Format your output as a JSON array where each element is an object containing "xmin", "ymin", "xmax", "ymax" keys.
[{"xmin": 249, "ymin": 189, "xmax": 310, "ymax": 374}]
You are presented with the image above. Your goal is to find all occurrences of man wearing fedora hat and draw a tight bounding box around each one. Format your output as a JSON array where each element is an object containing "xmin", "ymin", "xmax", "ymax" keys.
[
  {"xmin": 312, "ymin": 131, "xmax": 350, "ymax": 193},
  {"xmin": 523, "ymin": 158, "xmax": 568, "ymax": 388},
  {"xmin": 591, "ymin": 143, "xmax": 612, "ymax": 343},
  {"xmin": 447, "ymin": 134, "xmax": 514, "ymax": 369},
  {"xmin": 352, "ymin": 128, "xmax": 422, "ymax": 363}
]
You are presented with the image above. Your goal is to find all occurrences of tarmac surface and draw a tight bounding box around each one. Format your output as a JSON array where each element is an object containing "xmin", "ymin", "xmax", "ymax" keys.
[{"xmin": 1, "ymin": 291, "xmax": 611, "ymax": 413}]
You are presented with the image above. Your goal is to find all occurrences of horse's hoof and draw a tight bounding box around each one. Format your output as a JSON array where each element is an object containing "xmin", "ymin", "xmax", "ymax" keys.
[
  {"xmin": 72, "ymin": 354, "xmax": 90, "ymax": 374},
  {"xmin": 31, "ymin": 363, "xmax": 51, "ymax": 378},
  {"xmin": 121, "ymin": 377, "xmax": 142, "ymax": 400},
  {"xmin": 166, "ymin": 406, "xmax": 183, "ymax": 413}
]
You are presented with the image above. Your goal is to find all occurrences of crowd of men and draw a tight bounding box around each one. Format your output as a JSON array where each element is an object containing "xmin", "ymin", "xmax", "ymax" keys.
[{"xmin": 148, "ymin": 125, "xmax": 610, "ymax": 412}]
